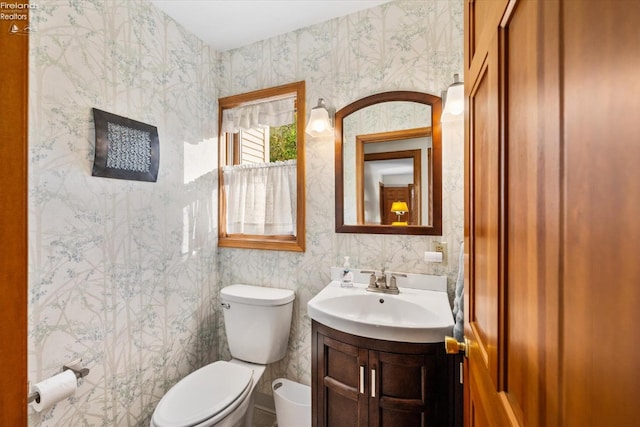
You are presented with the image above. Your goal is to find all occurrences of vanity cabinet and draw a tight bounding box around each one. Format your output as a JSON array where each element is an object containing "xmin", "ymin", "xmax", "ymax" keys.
[{"xmin": 312, "ymin": 320, "xmax": 458, "ymax": 427}]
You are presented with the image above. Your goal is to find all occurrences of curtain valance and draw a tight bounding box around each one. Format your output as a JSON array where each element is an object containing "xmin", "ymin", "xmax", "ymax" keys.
[{"xmin": 221, "ymin": 97, "xmax": 296, "ymax": 134}]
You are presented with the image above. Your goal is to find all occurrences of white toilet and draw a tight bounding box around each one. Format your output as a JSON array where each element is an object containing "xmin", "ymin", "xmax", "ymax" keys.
[{"xmin": 150, "ymin": 284, "xmax": 295, "ymax": 427}]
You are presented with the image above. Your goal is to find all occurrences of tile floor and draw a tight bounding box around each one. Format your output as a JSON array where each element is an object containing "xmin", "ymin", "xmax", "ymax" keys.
[{"xmin": 253, "ymin": 406, "xmax": 277, "ymax": 427}]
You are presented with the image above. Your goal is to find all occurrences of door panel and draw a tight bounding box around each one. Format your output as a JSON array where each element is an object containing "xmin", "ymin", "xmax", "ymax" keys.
[
  {"xmin": 466, "ymin": 27, "xmax": 508, "ymax": 425},
  {"xmin": 561, "ymin": 1, "xmax": 640, "ymax": 425},
  {"xmin": 469, "ymin": 53, "xmax": 500, "ymax": 385},
  {"xmin": 504, "ymin": 1, "xmax": 561, "ymax": 426}
]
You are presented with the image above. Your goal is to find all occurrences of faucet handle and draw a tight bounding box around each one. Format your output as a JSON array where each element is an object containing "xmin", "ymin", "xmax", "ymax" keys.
[
  {"xmin": 389, "ymin": 275, "xmax": 397, "ymax": 289},
  {"xmin": 389, "ymin": 272, "xmax": 407, "ymax": 290},
  {"xmin": 369, "ymin": 272, "xmax": 377, "ymax": 288}
]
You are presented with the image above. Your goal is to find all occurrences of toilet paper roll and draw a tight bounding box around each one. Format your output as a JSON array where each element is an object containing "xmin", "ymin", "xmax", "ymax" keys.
[{"xmin": 31, "ymin": 369, "xmax": 77, "ymax": 412}]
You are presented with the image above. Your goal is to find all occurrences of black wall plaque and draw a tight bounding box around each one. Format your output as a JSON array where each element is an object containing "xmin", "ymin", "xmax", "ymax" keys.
[{"xmin": 92, "ymin": 108, "xmax": 159, "ymax": 182}]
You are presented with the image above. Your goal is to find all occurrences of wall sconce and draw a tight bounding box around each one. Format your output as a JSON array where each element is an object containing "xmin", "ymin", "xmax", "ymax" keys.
[
  {"xmin": 441, "ymin": 73, "xmax": 464, "ymax": 122},
  {"xmin": 305, "ymin": 98, "xmax": 333, "ymax": 137},
  {"xmin": 390, "ymin": 201, "xmax": 409, "ymax": 226}
]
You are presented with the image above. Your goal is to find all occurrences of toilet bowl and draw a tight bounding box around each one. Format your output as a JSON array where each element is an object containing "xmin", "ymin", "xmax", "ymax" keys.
[
  {"xmin": 150, "ymin": 285, "xmax": 294, "ymax": 427},
  {"xmin": 151, "ymin": 360, "xmax": 265, "ymax": 427}
]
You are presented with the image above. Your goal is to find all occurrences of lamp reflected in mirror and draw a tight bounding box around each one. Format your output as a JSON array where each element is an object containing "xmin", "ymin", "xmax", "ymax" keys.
[{"xmin": 390, "ymin": 201, "xmax": 409, "ymax": 226}]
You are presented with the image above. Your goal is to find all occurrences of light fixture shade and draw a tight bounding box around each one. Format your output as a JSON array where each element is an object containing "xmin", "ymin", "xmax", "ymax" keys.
[
  {"xmin": 390, "ymin": 201, "xmax": 409, "ymax": 214},
  {"xmin": 442, "ymin": 74, "xmax": 464, "ymax": 122},
  {"xmin": 305, "ymin": 98, "xmax": 333, "ymax": 137}
]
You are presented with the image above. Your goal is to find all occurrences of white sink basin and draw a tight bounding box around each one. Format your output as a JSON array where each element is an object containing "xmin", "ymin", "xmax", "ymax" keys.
[{"xmin": 307, "ymin": 280, "xmax": 454, "ymax": 343}]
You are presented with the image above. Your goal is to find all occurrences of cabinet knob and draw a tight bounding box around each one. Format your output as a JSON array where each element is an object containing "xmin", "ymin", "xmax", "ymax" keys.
[{"xmin": 445, "ymin": 336, "xmax": 469, "ymax": 358}]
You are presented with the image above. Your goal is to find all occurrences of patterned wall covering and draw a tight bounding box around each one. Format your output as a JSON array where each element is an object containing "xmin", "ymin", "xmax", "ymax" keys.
[
  {"xmin": 28, "ymin": 1, "xmax": 218, "ymax": 425},
  {"xmin": 215, "ymin": 0, "xmax": 464, "ymax": 399},
  {"xmin": 28, "ymin": 0, "xmax": 463, "ymax": 425}
]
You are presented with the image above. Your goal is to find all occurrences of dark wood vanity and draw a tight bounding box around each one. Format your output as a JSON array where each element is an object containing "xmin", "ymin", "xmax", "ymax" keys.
[{"xmin": 312, "ymin": 320, "xmax": 461, "ymax": 427}]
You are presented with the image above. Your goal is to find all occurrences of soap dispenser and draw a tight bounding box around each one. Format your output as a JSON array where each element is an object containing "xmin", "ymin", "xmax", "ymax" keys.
[{"xmin": 341, "ymin": 256, "xmax": 354, "ymax": 288}]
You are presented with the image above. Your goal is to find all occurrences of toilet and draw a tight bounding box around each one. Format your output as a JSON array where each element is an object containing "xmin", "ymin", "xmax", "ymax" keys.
[{"xmin": 150, "ymin": 284, "xmax": 295, "ymax": 427}]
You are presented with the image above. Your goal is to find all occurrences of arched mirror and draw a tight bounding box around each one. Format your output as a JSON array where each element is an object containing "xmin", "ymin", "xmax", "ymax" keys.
[
  {"xmin": 218, "ymin": 81, "xmax": 305, "ymax": 251},
  {"xmin": 335, "ymin": 91, "xmax": 442, "ymax": 235}
]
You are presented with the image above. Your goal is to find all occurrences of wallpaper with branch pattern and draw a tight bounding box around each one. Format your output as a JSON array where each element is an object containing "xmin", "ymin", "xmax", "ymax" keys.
[
  {"xmin": 28, "ymin": 1, "xmax": 463, "ymax": 425},
  {"xmin": 215, "ymin": 0, "xmax": 464, "ymax": 401}
]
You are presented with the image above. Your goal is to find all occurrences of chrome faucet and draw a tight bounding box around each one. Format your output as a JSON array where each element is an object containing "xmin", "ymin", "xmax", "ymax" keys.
[{"xmin": 363, "ymin": 268, "xmax": 400, "ymax": 295}]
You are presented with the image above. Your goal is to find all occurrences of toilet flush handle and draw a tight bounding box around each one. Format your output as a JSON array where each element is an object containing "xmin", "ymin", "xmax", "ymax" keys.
[{"xmin": 221, "ymin": 302, "xmax": 231, "ymax": 309}]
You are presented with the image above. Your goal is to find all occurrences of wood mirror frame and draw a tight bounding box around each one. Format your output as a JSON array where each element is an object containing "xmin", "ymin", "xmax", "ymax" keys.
[
  {"xmin": 335, "ymin": 91, "xmax": 442, "ymax": 235},
  {"xmin": 218, "ymin": 81, "xmax": 306, "ymax": 251}
]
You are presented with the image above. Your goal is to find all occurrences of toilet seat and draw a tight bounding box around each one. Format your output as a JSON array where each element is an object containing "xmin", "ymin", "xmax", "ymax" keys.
[{"xmin": 152, "ymin": 361, "xmax": 253, "ymax": 427}]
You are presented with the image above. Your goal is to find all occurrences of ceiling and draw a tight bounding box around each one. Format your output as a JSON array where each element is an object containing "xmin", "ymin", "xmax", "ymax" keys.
[{"xmin": 149, "ymin": 0, "xmax": 390, "ymax": 52}]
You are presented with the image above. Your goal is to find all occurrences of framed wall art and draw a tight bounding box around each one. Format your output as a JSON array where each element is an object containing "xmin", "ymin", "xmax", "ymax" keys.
[{"xmin": 91, "ymin": 108, "xmax": 159, "ymax": 182}]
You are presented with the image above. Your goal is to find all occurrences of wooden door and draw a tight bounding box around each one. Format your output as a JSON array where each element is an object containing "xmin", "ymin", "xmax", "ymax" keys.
[
  {"xmin": 0, "ymin": 2, "xmax": 29, "ymax": 424},
  {"xmin": 465, "ymin": 0, "xmax": 559, "ymax": 424},
  {"xmin": 465, "ymin": 0, "xmax": 640, "ymax": 425}
]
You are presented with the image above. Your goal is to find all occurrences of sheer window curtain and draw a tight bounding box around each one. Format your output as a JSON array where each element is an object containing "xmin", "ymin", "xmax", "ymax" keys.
[
  {"xmin": 221, "ymin": 96, "xmax": 298, "ymax": 235},
  {"xmin": 223, "ymin": 160, "xmax": 297, "ymax": 235}
]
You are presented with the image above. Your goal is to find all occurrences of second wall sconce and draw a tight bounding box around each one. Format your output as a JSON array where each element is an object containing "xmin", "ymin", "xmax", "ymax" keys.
[
  {"xmin": 305, "ymin": 98, "xmax": 333, "ymax": 137},
  {"xmin": 441, "ymin": 73, "xmax": 464, "ymax": 122}
]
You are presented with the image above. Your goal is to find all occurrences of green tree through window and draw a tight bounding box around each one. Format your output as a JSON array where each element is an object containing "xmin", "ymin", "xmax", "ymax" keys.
[{"xmin": 269, "ymin": 120, "xmax": 297, "ymax": 162}]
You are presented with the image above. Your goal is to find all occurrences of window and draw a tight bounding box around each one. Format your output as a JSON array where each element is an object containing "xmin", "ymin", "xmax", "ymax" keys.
[{"xmin": 218, "ymin": 81, "xmax": 306, "ymax": 251}]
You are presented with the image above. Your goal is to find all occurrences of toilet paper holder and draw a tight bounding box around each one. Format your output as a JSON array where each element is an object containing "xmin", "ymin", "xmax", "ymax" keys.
[{"xmin": 27, "ymin": 361, "xmax": 90, "ymax": 404}]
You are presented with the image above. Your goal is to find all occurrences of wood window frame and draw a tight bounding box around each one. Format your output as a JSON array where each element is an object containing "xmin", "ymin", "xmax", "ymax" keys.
[{"xmin": 217, "ymin": 81, "xmax": 306, "ymax": 252}]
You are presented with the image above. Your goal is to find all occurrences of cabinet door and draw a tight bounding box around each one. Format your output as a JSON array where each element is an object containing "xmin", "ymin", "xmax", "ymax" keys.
[
  {"xmin": 369, "ymin": 350, "xmax": 448, "ymax": 427},
  {"xmin": 315, "ymin": 332, "xmax": 368, "ymax": 427}
]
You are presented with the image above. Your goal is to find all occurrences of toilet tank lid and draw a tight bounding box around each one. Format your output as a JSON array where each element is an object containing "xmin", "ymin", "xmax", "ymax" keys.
[{"xmin": 221, "ymin": 284, "xmax": 295, "ymax": 306}]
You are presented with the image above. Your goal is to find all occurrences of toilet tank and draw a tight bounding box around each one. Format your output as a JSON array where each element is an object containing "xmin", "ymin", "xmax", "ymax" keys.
[{"xmin": 221, "ymin": 284, "xmax": 295, "ymax": 364}]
